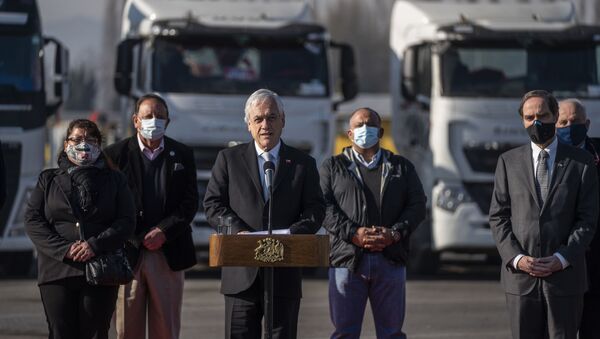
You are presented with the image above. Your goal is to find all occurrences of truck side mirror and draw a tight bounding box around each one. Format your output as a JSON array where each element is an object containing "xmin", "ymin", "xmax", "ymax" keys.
[
  {"xmin": 339, "ymin": 43, "xmax": 358, "ymax": 101},
  {"xmin": 43, "ymin": 37, "xmax": 69, "ymax": 116},
  {"xmin": 402, "ymin": 48, "xmax": 417, "ymax": 101},
  {"xmin": 114, "ymin": 39, "xmax": 140, "ymax": 96},
  {"xmin": 331, "ymin": 42, "xmax": 358, "ymax": 109}
]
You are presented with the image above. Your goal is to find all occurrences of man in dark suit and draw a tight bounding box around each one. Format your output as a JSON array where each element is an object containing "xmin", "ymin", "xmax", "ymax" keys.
[
  {"xmin": 555, "ymin": 98, "xmax": 600, "ymax": 339},
  {"xmin": 104, "ymin": 94, "xmax": 199, "ymax": 339},
  {"xmin": 0, "ymin": 139, "xmax": 5, "ymax": 211},
  {"xmin": 203, "ymin": 88, "xmax": 325, "ymax": 339},
  {"xmin": 489, "ymin": 90, "xmax": 599, "ymax": 339}
]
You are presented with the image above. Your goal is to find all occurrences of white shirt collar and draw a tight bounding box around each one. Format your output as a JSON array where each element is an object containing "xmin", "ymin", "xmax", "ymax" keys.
[
  {"xmin": 531, "ymin": 136, "xmax": 558, "ymax": 178},
  {"xmin": 137, "ymin": 134, "xmax": 164, "ymax": 153},
  {"xmin": 531, "ymin": 136, "xmax": 558, "ymax": 161},
  {"xmin": 352, "ymin": 148, "xmax": 382, "ymax": 169},
  {"xmin": 255, "ymin": 140, "xmax": 281, "ymax": 160}
]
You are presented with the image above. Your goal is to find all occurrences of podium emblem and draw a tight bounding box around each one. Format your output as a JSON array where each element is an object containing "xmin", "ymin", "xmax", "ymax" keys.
[{"xmin": 254, "ymin": 238, "xmax": 284, "ymax": 263}]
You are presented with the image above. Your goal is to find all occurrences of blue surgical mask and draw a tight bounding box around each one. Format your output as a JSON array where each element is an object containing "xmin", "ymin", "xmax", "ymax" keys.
[
  {"xmin": 139, "ymin": 118, "xmax": 167, "ymax": 141},
  {"xmin": 556, "ymin": 123, "xmax": 587, "ymax": 146},
  {"xmin": 352, "ymin": 125, "xmax": 380, "ymax": 149}
]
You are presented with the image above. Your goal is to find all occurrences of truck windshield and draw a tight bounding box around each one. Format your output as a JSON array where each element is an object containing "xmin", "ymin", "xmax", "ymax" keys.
[
  {"xmin": 152, "ymin": 37, "xmax": 329, "ymax": 97},
  {"xmin": 0, "ymin": 35, "xmax": 41, "ymax": 92},
  {"xmin": 441, "ymin": 43, "xmax": 600, "ymax": 98}
]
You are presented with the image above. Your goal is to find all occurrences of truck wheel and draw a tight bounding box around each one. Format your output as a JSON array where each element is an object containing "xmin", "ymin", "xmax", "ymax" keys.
[
  {"xmin": 408, "ymin": 213, "xmax": 439, "ymax": 275},
  {"xmin": 0, "ymin": 251, "xmax": 35, "ymax": 277},
  {"xmin": 409, "ymin": 248, "xmax": 440, "ymax": 275}
]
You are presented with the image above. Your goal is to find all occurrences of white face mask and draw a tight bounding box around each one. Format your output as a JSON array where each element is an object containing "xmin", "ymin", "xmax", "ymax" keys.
[{"xmin": 139, "ymin": 118, "xmax": 167, "ymax": 141}]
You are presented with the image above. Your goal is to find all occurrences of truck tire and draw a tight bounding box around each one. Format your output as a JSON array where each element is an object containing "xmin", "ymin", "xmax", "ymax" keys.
[
  {"xmin": 409, "ymin": 248, "xmax": 440, "ymax": 275},
  {"xmin": 0, "ymin": 251, "xmax": 35, "ymax": 277},
  {"xmin": 408, "ymin": 214, "xmax": 440, "ymax": 275}
]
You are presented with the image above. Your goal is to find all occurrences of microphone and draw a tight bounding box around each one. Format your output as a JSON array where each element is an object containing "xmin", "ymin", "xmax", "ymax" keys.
[{"xmin": 263, "ymin": 161, "xmax": 275, "ymax": 192}]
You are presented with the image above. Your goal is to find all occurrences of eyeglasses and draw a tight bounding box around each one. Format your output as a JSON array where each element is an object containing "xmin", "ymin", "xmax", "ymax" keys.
[{"xmin": 66, "ymin": 137, "xmax": 99, "ymax": 145}]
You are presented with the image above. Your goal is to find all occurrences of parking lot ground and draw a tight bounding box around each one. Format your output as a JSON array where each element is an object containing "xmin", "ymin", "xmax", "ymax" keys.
[{"xmin": 0, "ymin": 263, "xmax": 510, "ymax": 339}]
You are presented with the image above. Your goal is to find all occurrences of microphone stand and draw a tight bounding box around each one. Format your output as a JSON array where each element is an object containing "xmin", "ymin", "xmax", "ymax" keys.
[{"xmin": 265, "ymin": 166, "xmax": 274, "ymax": 339}]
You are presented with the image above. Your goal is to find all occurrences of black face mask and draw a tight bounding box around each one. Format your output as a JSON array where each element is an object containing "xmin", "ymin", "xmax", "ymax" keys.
[{"xmin": 526, "ymin": 120, "xmax": 556, "ymax": 145}]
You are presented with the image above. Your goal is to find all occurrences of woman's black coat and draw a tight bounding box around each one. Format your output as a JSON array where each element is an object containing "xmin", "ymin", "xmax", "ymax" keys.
[{"xmin": 25, "ymin": 166, "xmax": 136, "ymax": 284}]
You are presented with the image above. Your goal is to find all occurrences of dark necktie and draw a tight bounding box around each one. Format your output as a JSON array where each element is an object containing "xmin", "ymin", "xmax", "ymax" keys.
[{"xmin": 536, "ymin": 150, "xmax": 549, "ymax": 206}]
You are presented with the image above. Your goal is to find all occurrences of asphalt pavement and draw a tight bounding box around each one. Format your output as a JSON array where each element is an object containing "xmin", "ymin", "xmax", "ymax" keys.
[{"xmin": 0, "ymin": 262, "xmax": 511, "ymax": 339}]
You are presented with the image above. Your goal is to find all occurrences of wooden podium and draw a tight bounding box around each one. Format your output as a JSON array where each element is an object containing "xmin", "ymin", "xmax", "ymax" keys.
[{"xmin": 209, "ymin": 234, "xmax": 329, "ymax": 267}]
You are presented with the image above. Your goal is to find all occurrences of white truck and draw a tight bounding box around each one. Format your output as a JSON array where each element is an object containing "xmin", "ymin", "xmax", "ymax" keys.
[
  {"xmin": 0, "ymin": 0, "xmax": 68, "ymax": 275},
  {"xmin": 114, "ymin": 0, "xmax": 357, "ymax": 251},
  {"xmin": 390, "ymin": 0, "xmax": 600, "ymax": 272}
]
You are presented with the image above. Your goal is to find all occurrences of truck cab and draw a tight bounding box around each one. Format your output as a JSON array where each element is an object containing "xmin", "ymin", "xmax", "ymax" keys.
[
  {"xmin": 114, "ymin": 0, "xmax": 357, "ymax": 252},
  {"xmin": 0, "ymin": 0, "xmax": 68, "ymax": 275},
  {"xmin": 390, "ymin": 0, "xmax": 600, "ymax": 272}
]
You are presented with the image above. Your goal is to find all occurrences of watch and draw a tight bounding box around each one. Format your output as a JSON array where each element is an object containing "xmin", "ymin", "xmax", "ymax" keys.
[{"xmin": 391, "ymin": 229, "xmax": 402, "ymax": 242}]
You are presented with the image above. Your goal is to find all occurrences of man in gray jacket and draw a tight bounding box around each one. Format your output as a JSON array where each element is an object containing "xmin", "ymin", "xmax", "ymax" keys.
[
  {"xmin": 320, "ymin": 107, "xmax": 426, "ymax": 339},
  {"xmin": 490, "ymin": 90, "xmax": 599, "ymax": 339}
]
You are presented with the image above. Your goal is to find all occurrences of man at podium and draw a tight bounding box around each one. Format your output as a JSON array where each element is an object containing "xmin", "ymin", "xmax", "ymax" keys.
[
  {"xmin": 320, "ymin": 108, "xmax": 426, "ymax": 339},
  {"xmin": 204, "ymin": 88, "xmax": 325, "ymax": 339}
]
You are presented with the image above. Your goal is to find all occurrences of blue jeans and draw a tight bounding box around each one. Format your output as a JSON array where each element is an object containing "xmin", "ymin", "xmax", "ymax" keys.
[{"xmin": 329, "ymin": 253, "xmax": 407, "ymax": 339}]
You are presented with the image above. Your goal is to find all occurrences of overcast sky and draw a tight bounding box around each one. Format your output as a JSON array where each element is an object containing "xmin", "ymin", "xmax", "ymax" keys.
[{"xmin": 38, "ymin": 0, "xmax": 105, "ymax": 66}]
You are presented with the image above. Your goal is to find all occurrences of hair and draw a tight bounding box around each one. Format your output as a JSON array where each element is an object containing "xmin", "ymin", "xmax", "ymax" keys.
[
  {"xmin": 244, "ymin": 89, "xmax": 284, "ymax": 123},
  {"xmin": 134, "ymin": 93, "xmax": 169, "ymax": 117},
  {"xmin": 559, "ymin": 98, "xmax": 587, "ymax": 118},
  {"xmin": 64, "ymin": 119, "xmax": 102, "ymax": 145},
  {"xmin": 348, "ymin": 107, "xmax": 382, "ymax": 129},
  {"xmin": 518, "ymin": 90, "xmax": 559, "ymax": 117}
]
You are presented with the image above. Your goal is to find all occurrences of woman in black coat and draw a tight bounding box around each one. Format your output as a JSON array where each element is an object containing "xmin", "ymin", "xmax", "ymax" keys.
[{"xmin": 25, "ymin": 119, "xmax": 135, "ymax": 339}]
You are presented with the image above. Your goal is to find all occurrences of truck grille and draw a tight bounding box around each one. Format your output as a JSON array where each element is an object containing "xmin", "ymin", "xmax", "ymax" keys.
[
  {"xmin": 0, "ymin": 142, "xmax": 21, "ymax": 234},
  {"xmin": 463, "ymin": 143, "xmax": 517, "ymax": 173},
  {"xmin": 463, "ymin": 182, "xmax": 494, "ymax": 215}
]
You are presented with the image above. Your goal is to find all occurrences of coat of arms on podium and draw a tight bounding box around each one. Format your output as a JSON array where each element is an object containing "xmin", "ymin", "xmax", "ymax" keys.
[{"xmin": 254, "ymin": 238, "xmax": 284, "ymax": 263}]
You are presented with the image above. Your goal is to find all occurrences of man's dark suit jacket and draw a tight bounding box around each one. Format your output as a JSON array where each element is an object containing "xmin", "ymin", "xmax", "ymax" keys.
[
  {"xmin": 489, "ymin": 142, "xmax": 599, "ymax": 297},
  {"xmin": 0, "ymin": 139, "xmax": 6, "ymax": 211},
  {"xmin": 584, "ymin": 137, "xmax": 600, "ymax": 295},
  {"xmin": 203, "ymin": 141, "xmax": 325, "ymax": 298},
  {"xmin": 104, "ymin": 136, "xmax": 199, "ymax": 271}
]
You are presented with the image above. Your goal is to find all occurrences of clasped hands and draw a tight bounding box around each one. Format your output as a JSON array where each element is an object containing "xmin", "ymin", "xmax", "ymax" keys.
[
  {"xmin": 517, "ymin": 255, "xmax": 563, "ymax": 277},
  {"xmin": 142, "ymin": 227, "xmax": 166, "ymax": 251},
  {"xmin": 352, "ymin": 226, "xmax": 396, "ymax": 251},
  {"xmin": 66, "ymin": 241, "xmax": 95, "ymax": 262}
]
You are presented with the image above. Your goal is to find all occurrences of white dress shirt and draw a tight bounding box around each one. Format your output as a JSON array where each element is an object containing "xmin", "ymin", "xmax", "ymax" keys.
[
  {"xmin": 513, "ymin": 136, "xmax": 569, "ymax": 270},
  {"xmin": 255, "ymin": 141, "xmax": 281, "ymax": 200}
]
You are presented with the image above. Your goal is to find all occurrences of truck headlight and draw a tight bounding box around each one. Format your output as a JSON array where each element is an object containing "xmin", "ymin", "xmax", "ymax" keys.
[
  {"xmin": 435, "ymin": 183, "xmax": 472, "ymax": 213},
  {"xmin": 8, "ymin": 187, "xmax": 33, "ymax": 238}
]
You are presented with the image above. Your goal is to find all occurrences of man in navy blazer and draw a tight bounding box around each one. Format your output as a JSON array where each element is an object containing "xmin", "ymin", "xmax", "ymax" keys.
[{"xmin": 204, "ymin": 88, "xmax": 325, "ymax": 339}]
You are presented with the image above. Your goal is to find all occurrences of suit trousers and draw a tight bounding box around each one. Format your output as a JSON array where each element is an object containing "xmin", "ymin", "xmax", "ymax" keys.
[
  {"xmin": 116, "ymin": 249, "xmax": 184, "ymax": 339},
  {"xmin": 224, "ymin": 272, "xmax": 301, "ymax": 339},
  {"xmin": 579, "ymin": 292, "xmax": 600, "ymax": 339},
  {"xmin": 505, "ymin": 282, "xmax": 583, "ymax": 339},
  {"xmin": 39, "ymin": 276, "xmax": 118, "ymax": 339}
]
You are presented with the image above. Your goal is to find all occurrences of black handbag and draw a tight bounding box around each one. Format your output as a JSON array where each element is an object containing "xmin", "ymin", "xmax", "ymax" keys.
[
  {"xmin": 85, "ymin": 248, "xmax": 134, "ymax": 286},
  {"xmin": 78, "ymin": 222, "xmax": 134, "ymax": 286}
]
